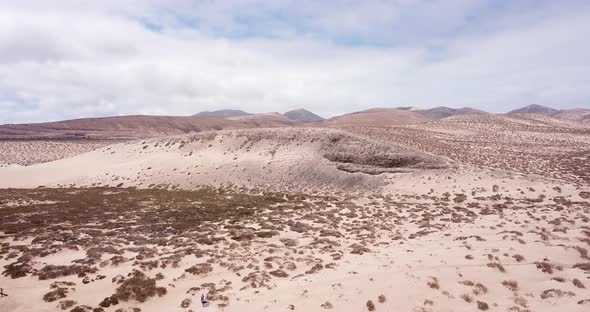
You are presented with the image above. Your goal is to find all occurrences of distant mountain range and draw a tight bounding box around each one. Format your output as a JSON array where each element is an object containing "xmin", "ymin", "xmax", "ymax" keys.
[
  {"xmin": 194, "ymin": 108, "xmax": 324, "ymax": 123},
  {"xmin": 507, "ymin": 104, "xmax": 560, "ymax": 115},
  {"xmin": 194, "ymin": 109, "xmax": 251, "ymax": 118},
  {"xmin": 283, "ymin": 109, "xmax": 325, "ymax": 123},
  {"xmin": 1, "ymin": 104, "xmax": 587, "ymax": 140},
  {"xmin": 410, "ymin": 106, "xmax": 488, "ymax": 119},
  {"xmin": 507, "ymin": 104, "xmax": 590, "ymax": 122}
]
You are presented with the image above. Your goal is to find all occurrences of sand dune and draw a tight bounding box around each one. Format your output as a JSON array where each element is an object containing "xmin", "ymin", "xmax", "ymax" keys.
[{"xmin": 0, "ymin": 128, "xmax": 446, "ymax": 192}]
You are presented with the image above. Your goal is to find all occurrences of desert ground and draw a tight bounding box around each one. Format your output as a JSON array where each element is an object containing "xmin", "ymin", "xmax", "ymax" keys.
[{"xmin": 1, "ymin": 112, "xmax": 590, "ymax": 312}]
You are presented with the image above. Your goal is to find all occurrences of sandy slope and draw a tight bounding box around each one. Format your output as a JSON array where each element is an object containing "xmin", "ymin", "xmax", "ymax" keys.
[{"xmin": 0, "ymin": 128, "xmax": 445, "ymax": 192}]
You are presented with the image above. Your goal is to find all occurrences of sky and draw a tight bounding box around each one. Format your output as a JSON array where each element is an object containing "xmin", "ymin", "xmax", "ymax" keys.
[{"xmin": 0, "ymin": 0, "xmax": 589, "ymax": 123}]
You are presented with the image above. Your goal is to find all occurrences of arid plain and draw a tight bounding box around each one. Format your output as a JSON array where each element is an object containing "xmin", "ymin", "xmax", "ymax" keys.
[{"xmin": 1, "ymin": 106, "xmax": 589, "ymax": 312}]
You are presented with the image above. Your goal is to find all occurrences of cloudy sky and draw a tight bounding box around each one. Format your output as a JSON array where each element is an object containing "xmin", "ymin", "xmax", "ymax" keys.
[{"xmin": 1, "ymin": 0, "xmax": 589, "ymax": 123}]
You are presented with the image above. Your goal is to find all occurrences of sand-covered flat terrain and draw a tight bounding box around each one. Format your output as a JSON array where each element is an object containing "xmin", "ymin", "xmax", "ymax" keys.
[
  {"xmin": 1, "ymin": 118, "xmax": 589, "ymax": 312},
  {"xmin": 1, "ymin": 184, "xmax": 589, "ymax": 312},
  {"xmin": 0, "ymin": 140, "xmax": 112, "ymax": 166}
]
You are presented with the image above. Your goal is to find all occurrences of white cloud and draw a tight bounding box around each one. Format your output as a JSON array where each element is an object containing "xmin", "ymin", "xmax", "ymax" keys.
[{"xmin": 0, "ymin": 1, "xmax": 589, "ymax": 123}]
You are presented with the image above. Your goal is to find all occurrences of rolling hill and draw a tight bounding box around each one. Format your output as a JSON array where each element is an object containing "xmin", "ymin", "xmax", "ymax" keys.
[
  {"xmin": 316, "ymin": 108, "xmax": 431, "ymax": 127},
  {"xmin": 507, "ymin": 104, "xmax": 560, "ymax": 116},
  {"xmin": 283, "ymin": 109, "xmax": 325, "ymax": 123}
]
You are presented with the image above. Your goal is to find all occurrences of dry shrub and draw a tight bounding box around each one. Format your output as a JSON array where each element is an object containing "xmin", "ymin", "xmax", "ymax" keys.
[
  {"xmin": 502, "ymin": 280, "xmax": 519, "ymax": 291},
  {"xmin": 185, "ymin": 263, "xmax": 213, "ymax": 275},
  {"xmin": 280, "ymin": 238, "xmax": 298, "ymax": 247},
  {"xmin": 58, "ymin": 300, "xmax": 76, "ymax": 310},
  {"xmin": 113, "ymin": 270, "xmax": 167, "ymax": 303},
  {"xmin": 350, "ymin": 243, "xmax": 371, "ymax": 255},
  {"xmin": 70, "ymin": 305, "xmax": 96, "ymax": 312},
  {"xmin": 98, "ymin": 295, "xmax": 119, "ymax": 308},
  {"xmin": 269, "ymin": 269, "xmax": 289, "ymax": 278},
  {"xmin": 512, "ymin": 254, "xmax": 525, "ymax": 262},
  {"xmin": 255, "ymin": 230, "xmax": 279, "ymax": 238},
  {"xmin": 461, "ymin": 294, "xmax": 473, "ymax": 303},
  {"xmin": 2, "ymin": 260, "xmax": 33, "ymax": 279},
  {"xmin": 465, "ymin": 254, "xmax": 474, "ymax": 260},
  {"xmin": 378, "ymin": 294, "xmax": 386, "ymax": 303},
  {"xmin": 535, "ymin": 262, "xmax": 556, "ymax": 274},
  {"xmin": 427, "ymin": 277, "xmax": 440, "ymax": 289},
  {"xmin": 69, "ymin": 306, "xmax": 93, "ymax": 312},
  {"xmin": 487, "ymin": 262, "xmax": 506, "ymax": 272},
  {"xmin": 474, "ymin": 283, "xmax": 488, "ymax": 295},
  {"xmin": 459, "ymin": 280, "xmax": 474, "ymax": 286},
  {"xmin": 454, "ymin": 194, "xmax": 467, "ymax": 203},
  {"xmin": 43, "ymin": 288, "xmax": 69, "ymax": 302},
  {"xmin": 573, "ymin": 278, "xmax": 585, "ymax": 288},
  {"xmin": 305, "ymin": 263, "xmax": 323, "ymax": 274},
  {"xmin": 574, "ymin": 262, "xmax": 590, "ymax": 271},
  {"xmin": 540, "ymin": 288, "xmax": 575, "ymax": 299},
  {"xmin": 513, "ymin": 296, "xmax": 528, "ymax": 308},
  {"xmin": 180, "ymin": 298, "xmax": 191, "ymax": 308},
  {"xmin": 574, "ymin": 246, "xmax": 589, "ymax": 260},
  {"xmin": 366, "ymin": 300, "xmax": 375, "ymax": 311},
  {"xmin": 37, "ymin": 264, "xmax": 97, "ymax": 280},
  {"xmin": 551, "ymin": 277, "xmax": 565, "ymax": 283},
  {"xmin": 321, "ymin": 301, "xmax": 333, "ymax": 309},
  {"xmin": 477, "ymin": 301, "xmax": 489, "ymax": 310},
  {"xmin": 281, "ymin": 261, "xmax": 297, "ymax": 271}
]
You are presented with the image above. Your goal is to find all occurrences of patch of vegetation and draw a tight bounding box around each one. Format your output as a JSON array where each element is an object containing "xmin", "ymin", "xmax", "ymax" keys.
[{"xmin": 112, "ymin": 270, "xmax": 167, "ymax": 303}]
